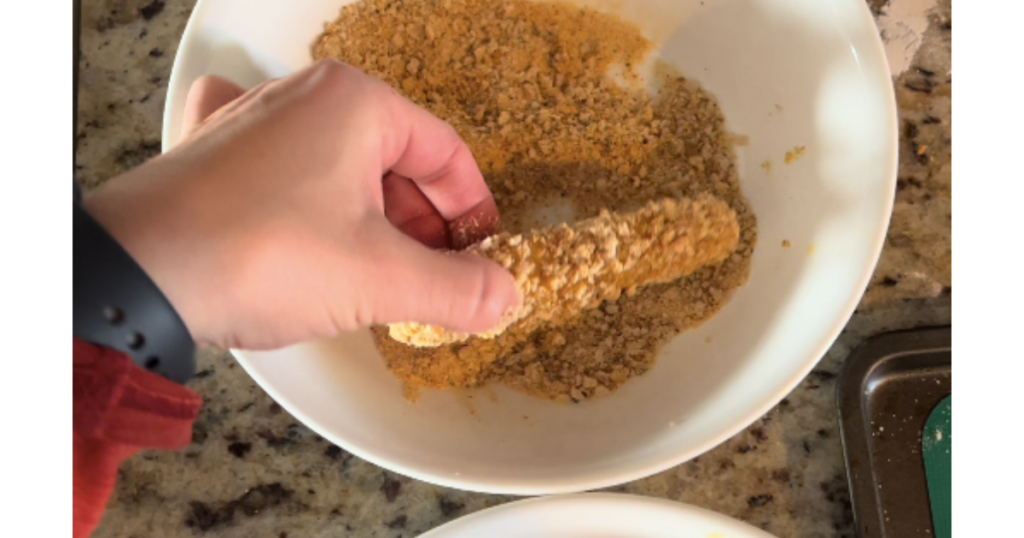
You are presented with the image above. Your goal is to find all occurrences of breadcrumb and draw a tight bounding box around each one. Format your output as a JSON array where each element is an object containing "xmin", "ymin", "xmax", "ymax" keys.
[{"xmin": 316, "ymin": 0, "xmax": 758, "ymax": 401}]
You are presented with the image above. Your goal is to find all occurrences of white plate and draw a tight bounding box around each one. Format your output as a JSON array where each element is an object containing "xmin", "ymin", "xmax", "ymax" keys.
[
  {"xmin": 164, "ymin": 0, "xmax": 897, "ymax": 494},
  {"xmin": 419, "ymin": 494, "xmax": 777, "ymax": 538}
]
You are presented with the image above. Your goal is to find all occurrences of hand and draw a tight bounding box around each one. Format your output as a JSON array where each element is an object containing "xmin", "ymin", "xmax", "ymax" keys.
[{"xmin": 82, "ymin": 60, "xmax": 519, "ymax": 350}]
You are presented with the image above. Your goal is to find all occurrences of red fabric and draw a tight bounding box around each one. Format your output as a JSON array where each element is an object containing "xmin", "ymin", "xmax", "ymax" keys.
[{"xmin": 73, "ymin": 338, "xmax": 202, "ymax": 538}]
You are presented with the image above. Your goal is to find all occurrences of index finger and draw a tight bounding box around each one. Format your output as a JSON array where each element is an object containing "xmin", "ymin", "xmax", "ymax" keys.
[
  {"xmin": 376, "ymin": 83, "xmax": 502, "ymax": 244},
  {"xmin": 181, "ymin": 75, "xmax": 246, "ymax": 137}
]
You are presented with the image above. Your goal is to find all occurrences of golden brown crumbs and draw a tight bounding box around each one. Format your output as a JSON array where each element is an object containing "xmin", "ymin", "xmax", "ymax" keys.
[
  {"xmin": 784, "ymin": 145, "xmax": 806, "ymax": 164},
  {"xmin": 782, "ymin": 239, "xmax": 792, "ymax": 249},
  {"xmin": 314, "ymin": 0, "xmax": 758, "ymax": 403}
]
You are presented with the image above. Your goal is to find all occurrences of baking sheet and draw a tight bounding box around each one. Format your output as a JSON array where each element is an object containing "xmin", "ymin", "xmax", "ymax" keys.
[{"xmin": 837, "ymin": 326, "xmax": 951, "ymax": 538}]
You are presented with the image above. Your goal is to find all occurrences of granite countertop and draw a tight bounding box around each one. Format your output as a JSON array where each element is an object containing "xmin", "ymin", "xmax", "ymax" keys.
[{"xmin": 75, "ymin": 0, "xmax": 951, "ymax": 536}]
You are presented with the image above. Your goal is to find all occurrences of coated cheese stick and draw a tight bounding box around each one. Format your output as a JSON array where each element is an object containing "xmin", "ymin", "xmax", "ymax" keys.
[{"xmin": 389, "ymin": 194, "xmax": 740, "ymax": 347}]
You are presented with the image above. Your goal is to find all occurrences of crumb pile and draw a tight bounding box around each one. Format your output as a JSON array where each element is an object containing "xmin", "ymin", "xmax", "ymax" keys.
[{"xmin": 314, "ymin": 0, "xmax": 757, "ymax": 402}]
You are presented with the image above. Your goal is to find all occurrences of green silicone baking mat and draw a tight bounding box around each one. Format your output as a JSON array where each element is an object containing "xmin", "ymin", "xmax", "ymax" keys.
[{"xmin": 922, "ymin": 396, "xmax": 951, "ymax": 538}]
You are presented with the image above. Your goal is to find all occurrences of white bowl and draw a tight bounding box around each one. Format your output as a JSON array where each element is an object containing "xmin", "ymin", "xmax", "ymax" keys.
[
  {"xmin": 419, "ymin": 493, "xmax": 776, "ymax": 538},
  {"xmin": 164, "ymin": 0, "xmax": 896, "ymax": 494}
]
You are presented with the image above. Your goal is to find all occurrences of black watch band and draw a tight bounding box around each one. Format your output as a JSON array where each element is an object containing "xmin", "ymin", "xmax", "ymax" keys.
[{"xmin": 73, "ymin": 182, "xmax": 196, "ymax": 383}]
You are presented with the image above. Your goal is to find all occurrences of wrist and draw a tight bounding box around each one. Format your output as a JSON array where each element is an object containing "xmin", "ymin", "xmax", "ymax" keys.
[
  {"xmin": 74, "ymin": 178, "xmax": 198, "ymax": 382},
  {"xmin": 80, "ymin": 172, "xmax": 212, "ymax": 347}
]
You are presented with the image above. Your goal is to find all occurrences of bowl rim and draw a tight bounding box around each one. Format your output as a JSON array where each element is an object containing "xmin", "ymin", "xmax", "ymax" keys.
[
  {"xmin": 416, "ymin": 492, "xmax": 777, "ymax": 537},
  {"xmin": 164, "ymin": 0, "xmax": 899, "ymax": 495}
]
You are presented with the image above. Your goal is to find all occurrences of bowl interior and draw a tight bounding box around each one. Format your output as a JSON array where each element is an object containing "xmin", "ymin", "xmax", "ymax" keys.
[{"xmin": 164, "ymin": 0, "xmax": 896, "ymax": 493}]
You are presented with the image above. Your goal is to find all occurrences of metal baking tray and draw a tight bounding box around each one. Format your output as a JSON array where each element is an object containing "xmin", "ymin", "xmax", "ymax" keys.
[{"xmin": 837, "ymin": 326, "xmax": 951, "ymax": 538}]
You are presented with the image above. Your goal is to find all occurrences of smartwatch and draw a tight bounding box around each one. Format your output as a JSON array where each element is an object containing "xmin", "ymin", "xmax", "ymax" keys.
[{"xmin": 73, "ymin": 182, "xmax": 196, "ymax": 383}]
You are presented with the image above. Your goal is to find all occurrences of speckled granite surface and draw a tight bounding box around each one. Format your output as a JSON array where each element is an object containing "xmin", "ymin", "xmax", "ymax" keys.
[{"xmin": 75, "ymin": 1, "xmax": 952, "ymax": 536}]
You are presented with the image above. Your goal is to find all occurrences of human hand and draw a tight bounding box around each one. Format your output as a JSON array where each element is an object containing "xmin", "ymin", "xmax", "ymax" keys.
[{"xmin": 82, "ymin": 60, "xmax": 519, "ymax": 350}]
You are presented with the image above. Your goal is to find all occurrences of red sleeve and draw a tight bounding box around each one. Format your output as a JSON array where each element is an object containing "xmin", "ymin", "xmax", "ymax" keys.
[{"xmin": 73, "ymin": 338, "xmax": 202, "ymax": 538}]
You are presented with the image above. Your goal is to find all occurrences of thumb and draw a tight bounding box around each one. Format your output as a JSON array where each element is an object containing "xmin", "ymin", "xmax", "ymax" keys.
[{"xmin": 357, "ymin": 220, "xmax": 519, "ymax": 334}]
